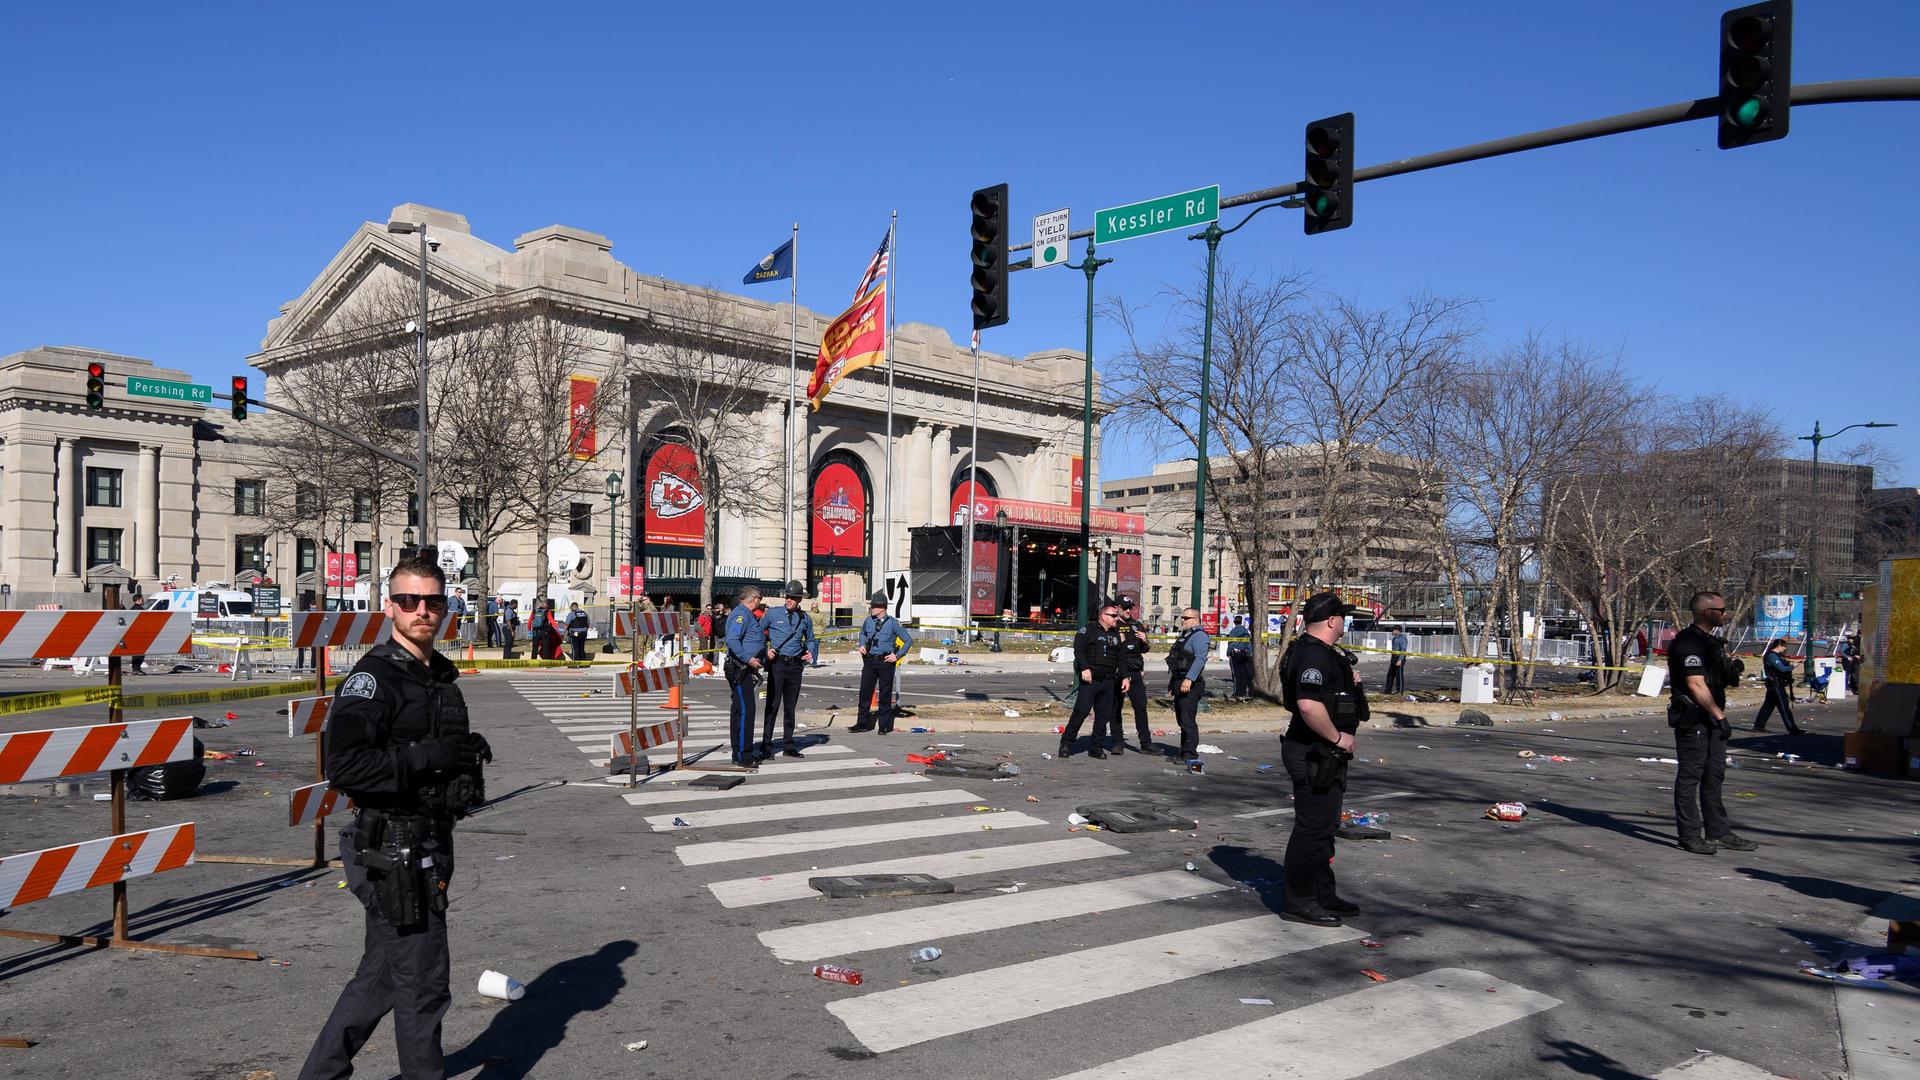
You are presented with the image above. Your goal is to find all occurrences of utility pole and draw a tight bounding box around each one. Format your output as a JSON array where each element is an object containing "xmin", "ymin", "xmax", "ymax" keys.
[{"xmin": 1065, "ymin": 236, "xmax": 1111, "ymax": 624}]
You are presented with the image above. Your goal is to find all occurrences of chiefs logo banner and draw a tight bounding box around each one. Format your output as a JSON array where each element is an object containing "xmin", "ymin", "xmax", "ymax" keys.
[
  {"xmin": 807, "ymin": 284, "xmax": 886, "ymax": 411},
  {"xmin": 645, "ymin": 443, "xmax": 705, "ymax": 548},
  {"xmin": 569, "ymin": 375, "xmax": 597, "ymax": 460}
]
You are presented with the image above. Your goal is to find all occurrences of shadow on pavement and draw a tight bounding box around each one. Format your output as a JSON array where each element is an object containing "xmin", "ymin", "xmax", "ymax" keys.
[
  {"xmin": 1536, "ymin": 1039, "xmax": 1651, "ymax": 1078},
  {"xmin": 1531, "ymin": 799, "xmax": 1676, "ymax": 850},
  {"xmin": 1206, "ymin": 845, "xmax": 1289, "ymax": 917},
  {"xmin": 1736, "ymin": 868, "xmax": 1895, "ymax": 913},
  {"xmin": 445, "ymin": 939, "xmax": 638, "ymax": 1079}
]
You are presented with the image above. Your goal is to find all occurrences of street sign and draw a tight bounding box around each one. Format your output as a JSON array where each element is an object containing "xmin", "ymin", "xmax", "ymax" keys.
[
  {"xmin": 1094, "ymin": 184, "xmax": 1218, "ymax": 245},
  {"xmin": 252, "ymin": 585, "xmax": 281, "ymax": 616},
  {"xmin": 1032, "ymin": 208, "xmax": 1070, "ymax": 268},
  {"xmin": 125, "ymin": 376, "xmax": 213, "ymax": 405},
  {"xmin": 882, "ymin": 571, "xmax": 912, "ymax": 622}
]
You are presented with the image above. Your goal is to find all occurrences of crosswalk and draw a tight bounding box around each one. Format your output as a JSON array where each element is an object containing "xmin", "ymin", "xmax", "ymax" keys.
[
  {"xmin": 508, "ymin": 674, "xmax": 732, "ymax": 768},
  {"xmin": 504, "ymin": 675, "xmax": 1782, "ymax": 1077}
]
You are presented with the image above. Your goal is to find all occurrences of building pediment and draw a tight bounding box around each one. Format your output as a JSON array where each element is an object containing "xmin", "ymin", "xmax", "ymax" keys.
[{"xmin": 257, "ymin": 219, "xmax": 504, "ymax": 356}]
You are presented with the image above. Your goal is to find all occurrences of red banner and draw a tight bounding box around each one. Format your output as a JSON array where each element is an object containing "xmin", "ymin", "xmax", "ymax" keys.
[
  {"xmin": 811, "ymin": 462, "xmax": 867, "ymax": 558},
  {"xmin": 1115, "ymin": 552, "xmax": 1142, "ymax": 603},
  {"xmin": 970, "ymin": 539, "xmax": 1000, "ymax": 616},
  {"xmin": 1071, "ymin": 456, "xmax": 1084, "ymax": 509},
  {"xmin": 821, "ymin": 576, "xmax": 842, "ymax": 603},
  {"xmin": 808, "ymin": 284, "xmax": 887, "ymax": 410},
  {"xmin": 959, "ymin": 493, "xmax": 1145, "ymax": 537},
  {"xmin": 951, "ymin": 480, "xmax": 991, "ymax": 526},
  {"xmin": 325, "ymin": 552, "xmax": 358, "ymax": 588},
  {"xmin": 606, "ymin": 565, "xmax": 644, "ymax": 598},
  {"xmin": 569, "ymin": 376, "xmax": 597, "ymax": 460},
  {"xmin": 644, "ymin": 444, "xmax": 705, "ymax": 548}
]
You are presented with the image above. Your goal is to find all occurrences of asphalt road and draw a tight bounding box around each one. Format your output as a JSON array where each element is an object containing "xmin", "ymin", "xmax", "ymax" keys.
[{"xmin": 2, "ymin": 663, "xmax": 1913, "ymax": 1079}]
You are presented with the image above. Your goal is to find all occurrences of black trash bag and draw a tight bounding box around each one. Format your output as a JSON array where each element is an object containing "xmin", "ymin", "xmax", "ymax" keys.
[{"xmin": 128, "ymin": 736, "xmax": 207, "ymax": 800}]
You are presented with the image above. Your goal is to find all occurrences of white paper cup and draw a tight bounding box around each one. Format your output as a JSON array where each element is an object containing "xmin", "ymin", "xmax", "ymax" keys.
[{"xmin": 477, "ymin": 969, "xmax": 524, "ymax": 1001}]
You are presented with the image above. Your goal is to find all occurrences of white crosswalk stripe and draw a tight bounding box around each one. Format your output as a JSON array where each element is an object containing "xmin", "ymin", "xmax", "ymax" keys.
[
  {"xmin": 675, "ymin": 810, "xmax": 1047, "ymax": 866},
  {"xmin": 645, "ymin": 787, "xmax": 980, "ymax": 831},
  {"xmin": 622, "ymin": 773, "xmax": 931, "ymax": 809},
  {"xmin": 704, "ymin": 835, "xmax": 1123, "ymax": 908}
]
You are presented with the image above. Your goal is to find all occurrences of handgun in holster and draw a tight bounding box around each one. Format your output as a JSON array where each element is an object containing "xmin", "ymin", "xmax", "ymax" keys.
[
  {"xmin": 355, "ymin": 837, "xmax": 425, "ymax": 927},
  {"xmin": 1306, "ymin": 744, "xmax": 1352, "ymax": 794}
]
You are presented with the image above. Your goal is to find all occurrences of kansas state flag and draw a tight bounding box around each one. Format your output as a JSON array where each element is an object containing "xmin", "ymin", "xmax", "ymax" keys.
[{"xmin": 742, "ymin": 239, "xmax": 794, "ymax": 285}]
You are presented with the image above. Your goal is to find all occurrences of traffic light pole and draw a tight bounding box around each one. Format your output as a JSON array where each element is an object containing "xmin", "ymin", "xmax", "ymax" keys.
[
  {"xmin": 1009, "ymin": 78, "xmax": 1920, "ymax": 259},
  {"xmin": 1065, "ymin": 237, "xmax": 1111, "ymax": 623}
]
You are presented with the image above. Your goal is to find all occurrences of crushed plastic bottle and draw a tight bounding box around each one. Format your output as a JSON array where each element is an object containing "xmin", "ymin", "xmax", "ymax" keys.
[
  {"xmin": 812, "ymin": 964, "xmax": 863, "ymax": 985},
  {"xmin": 910, "ymin": 947, "xmax": 942, "ymax": 963}
]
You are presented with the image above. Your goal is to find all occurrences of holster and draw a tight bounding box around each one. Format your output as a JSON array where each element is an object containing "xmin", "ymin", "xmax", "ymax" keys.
[
  {"xmin": 1306, "ymin": 745, "xmax": 1351, "ymax": 795},
  {"xmin": 351, "ymin": 813, "xmax": 447, "ymax": 927}
]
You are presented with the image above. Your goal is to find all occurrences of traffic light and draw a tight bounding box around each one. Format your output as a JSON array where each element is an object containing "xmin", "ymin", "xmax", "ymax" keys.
[
  {"xmin": 969, "ymin": 183, "xmax": 1009, "ymax": 331},
  {"xmin": 231, "ymin": 376, "xmax": 248, "ymax": 421},
  {"xmin": 1303, "ymin": 112, "xmax": 1354, "ymax": 235},
  {"xmin": 85, "ymin": 362, "xmax": 106, "ymax": 410},
  {"xmin": 1718, "ymin": 2, "xmax": 1792, "ymax": 149}
]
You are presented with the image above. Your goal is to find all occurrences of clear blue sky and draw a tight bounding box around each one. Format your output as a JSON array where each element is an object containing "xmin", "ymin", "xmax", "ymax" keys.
[{"xmin": 3, "ymin": 1, "xmax": 1914, "ymax": 483}]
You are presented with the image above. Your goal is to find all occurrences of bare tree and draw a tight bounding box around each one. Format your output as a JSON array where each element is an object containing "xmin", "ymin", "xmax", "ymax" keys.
[
  {"xmin": 634, "ymin": 286, "xmax": 785, "ymax": 607},
  {"xmin": 1104, "ymin": 265, "xmax": 1478, "ymax": 695}
]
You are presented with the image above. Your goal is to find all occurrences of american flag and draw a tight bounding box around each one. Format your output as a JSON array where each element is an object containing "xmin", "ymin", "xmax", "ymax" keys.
[{"xmin": 852, "ymin": 226, "xmax": 892, "ymax": 301}]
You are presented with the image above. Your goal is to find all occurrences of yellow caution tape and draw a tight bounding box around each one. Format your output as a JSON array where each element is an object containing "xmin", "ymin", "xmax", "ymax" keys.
[
  {"xmin": 118, "ymin": 676, "xmax": 344, "ymax": 711},
  {"xmin": 0, "ymin": 684, "xmax": 122, "ymax": 717}
]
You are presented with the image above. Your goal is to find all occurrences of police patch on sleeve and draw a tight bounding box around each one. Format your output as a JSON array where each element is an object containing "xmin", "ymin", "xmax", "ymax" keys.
[
  {"xmin": 1683, "ymin": 654, "xmax": 1704, "ymax": 668},
  {"xmin": 1299, "ymin": 667, "xmax": 1324, "ymax": 685},
  {"xmin": 341, "ymin": 672, "xmax": 378, "ymax": 699}
]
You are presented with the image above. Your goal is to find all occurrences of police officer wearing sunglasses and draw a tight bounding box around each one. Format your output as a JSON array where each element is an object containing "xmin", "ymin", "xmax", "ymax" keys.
[{"xmin": 300, "ymin": 556, "xmax": 491, "ymax": 1080}]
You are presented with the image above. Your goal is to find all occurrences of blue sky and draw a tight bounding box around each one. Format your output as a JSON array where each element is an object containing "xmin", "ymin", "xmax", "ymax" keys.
[{"xmin": 3, "ymin": 1, "xmax": 1914, "ymax": 483}]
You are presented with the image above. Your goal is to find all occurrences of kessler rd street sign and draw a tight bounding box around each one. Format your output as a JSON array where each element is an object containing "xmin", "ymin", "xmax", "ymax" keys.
[{"xmin": 1095, "ymin": 184, "xmax": 1218, "ymax": 245}]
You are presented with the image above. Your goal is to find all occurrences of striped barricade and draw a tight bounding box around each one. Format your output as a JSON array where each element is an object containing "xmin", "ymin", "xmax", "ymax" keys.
[
  {"xmin": 0, "ymin": 824, "xmax": 196, "ymax": 911},
  {"xmin": 613, "ymin": 610, "xmax": 686, "ymax": 639},
  {"xmin": 617, "ymin": 663, "xmax": 688, "ymax": 697},
  {"xmin": 0, "ymin": 610, "xmax": 194, "ymax": 660},
  {"xmin": 0, "ymin": 717, "xmax": 196, "ymax": 784},
  {"xmin": 288, "ymin": 781, "xmax": 351, "ymax": 828},
  {"xmin": 610, "ymin": 717, "xmax": 685, "ymax": 759},
  {"xmin": 289, "ymin": 611, "xmax": 457, "ymax": 649},
  {"xmin": 287, "ymin": 695, "xmax": 334, "ymax": 737}
]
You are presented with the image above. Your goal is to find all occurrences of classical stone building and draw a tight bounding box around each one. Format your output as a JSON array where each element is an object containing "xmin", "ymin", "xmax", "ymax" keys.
[{"xmin": 2, "ymin": 204, "xmax": 1117, "ymax": 615}]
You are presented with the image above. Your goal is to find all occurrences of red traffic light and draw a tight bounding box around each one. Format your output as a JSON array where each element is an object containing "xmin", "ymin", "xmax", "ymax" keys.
[{"xmin": 87, "ymin": 362, "xmax": 105, "ymax": 378}]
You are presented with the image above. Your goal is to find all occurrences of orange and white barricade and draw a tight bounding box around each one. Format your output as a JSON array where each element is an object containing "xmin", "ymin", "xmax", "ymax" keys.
[
  {"xmin": 0, "ymin": 717, "xmax": 195, "ymax": 783},
  {"xmin": 289, "ymin": 611, "xmax": 457, "ymax": 650},
  {"xmin": 1, "ymin": 824, "xmax": 197, "ymax": 910},
  {"xmin": 288, "ymin": 781, "xmax": 351, "ymax": 828},
  {"xmin": 617, "ymin": 663, "xmax": 688, "ymax": 698},
  {"xmin": 613, "ymin": 609, "xmax": 686, "ymax": 640},
  {"xmin": 610, "ymin": 717, "xmax": 684, "ymax": 760},
  {"xmin": 0, "ymin": 609, "xmax": 193, "ymax": 662},
  {"xmin": 287, "ymin": 695, "xmax": 334, "ymax": 738}
]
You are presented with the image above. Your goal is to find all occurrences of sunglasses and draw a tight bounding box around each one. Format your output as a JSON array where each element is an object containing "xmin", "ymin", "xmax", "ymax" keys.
[
  {"xmin": 390, "ymin": 593, "xmax": 449, "ymax": 613},
  {"xmin": 1100, "ymin": 610, "xmax": 1120, "ymax": 618}
]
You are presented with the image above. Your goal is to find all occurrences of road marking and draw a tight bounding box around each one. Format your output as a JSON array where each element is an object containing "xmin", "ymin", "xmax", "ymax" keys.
[
  {"xmin": 1653, "ymin": 1054, "xmax": 1788, "ymax": 1079},
  {"xmin": 1233, "ymin": 790, "xmax": 1415, "ymax": 820},
  {"xmin": 622, "ymin": 773, "xmax": 930, "ymax": 808},
  {"xmin": 647, "ymin": 788, "xmax": 981, "ymax": 831},
  {"xmin": 622, "ymin": 757, "xmax": 896, "ymax": 786},
  {"xmin": 827, "ymin": 915, "xmax": 1364, "ymax": 1053},
  {"xmin": 1036, "ymin": 967, "xmax": 1560, "ymax": 1078},
  {"xmin": 676, "ymin": 810, "xmax": 1046, "ymax": 866},
  {"xmin": 707, "ymin": 836, "xmax": 1124, "ymax": 907},
  {"xmin": 760, "ymin": 870, "xmax": 1225, "ymax": 962}
]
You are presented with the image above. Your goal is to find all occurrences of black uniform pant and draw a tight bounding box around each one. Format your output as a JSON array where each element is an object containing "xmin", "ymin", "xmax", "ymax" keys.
[
  {"xmin": 857, "ymin": 659, "xmax": 897, "ymax": 732},
  {"xmin": 1281, "ymin": 738, "xmax": 1346, "ymax": 910},
  {"xmin": 763, "ymin": 656, "xmax": 806, "ymax": 747},
  {"xmin": 1229, "ymin": 654, "xmax": 1253, "ymax": 698},
  {"xmin": 1061, "ymin": 676, "xmax": 1118, "ymax": 749},
  {"xmin": 1383, "ymin": 659, "xmax": 1406, "ymax": 694},
  {"xmin": 301, "ymin": 825, "xmax": 452, "ymax": 1080},
  {"xmin": 1753, "ymin": 682, "xmax": 1800, "ymax": 733},
  {"xmin": 1121, "ymin": 671, "xmax": 1152, "ymax": 746},
  {"xmin": 726, "ymin": 659, "xmax": 759, "ymax": 763},
  {"xmin": 1673, "ymin": 718, "xmax": 1732, "ymax": 841},
  {"xmin": 570, "ymin": 631, "xmax": 588, "ymax": 661},
  {"xmin": 1170, "ymin": 675, "xmax": 1205, "ymax": 759}
]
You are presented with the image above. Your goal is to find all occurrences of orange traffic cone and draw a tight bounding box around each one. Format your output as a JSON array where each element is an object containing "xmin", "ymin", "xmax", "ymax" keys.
[{"xmin": 658, "ymin": 682, "xmax": 681, "ymax": 710}]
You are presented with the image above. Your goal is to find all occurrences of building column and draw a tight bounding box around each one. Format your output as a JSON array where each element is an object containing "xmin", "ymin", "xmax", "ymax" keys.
[
  {"xmin": 136, "ymin": 445, "xmax": 161, "ymax": 581},
  {"xmin": 907, "ymin": 421, "xmax": 933, "ymax": 530},
  {"xmin": 56, "ymin": 437, "xmax": 79, "ymax": 578},
  {"xmin": 929, "ymin": 425, "xmax": 953, "ymax": 526}
]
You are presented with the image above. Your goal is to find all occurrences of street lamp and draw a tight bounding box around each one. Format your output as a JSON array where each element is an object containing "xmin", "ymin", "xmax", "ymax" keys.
[
  {"xmin": 1797, "ymin": 419, "xmax": 1897, "ymax": 677},
  {"xmin": 1211, "ymin": 534, "xmax": 1226, "ymax": 624},
  {"xmin": 603, "ymin": 469, "xmax": 623, "ymax": 653},
  {"xmin": 1064, "ymin": 237, "xmax": 1113, "ymax": 628},
  {"xmin": 386, "ymin": 219, "xmax": 435, "ymax": 549},
  {"xmin": 997, "ymin": 508, "xmax": 1018, "ymax": 625}
]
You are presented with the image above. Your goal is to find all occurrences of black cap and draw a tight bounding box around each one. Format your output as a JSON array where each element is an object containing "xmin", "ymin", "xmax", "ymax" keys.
[
  {"xmin": 869, "ymin": 593, "xmax": 888, "ymax": 608},
  {"xmin": 1119, "ymin": 595, "xmax": 1136, "ymax": 609},
  {"xmin": 1300, "ymin": 591, "xmax": 1356, "ymax": 624},
  {"xmin": 784, "ymin": 579, "xmax": 807, "ymax": 599}
]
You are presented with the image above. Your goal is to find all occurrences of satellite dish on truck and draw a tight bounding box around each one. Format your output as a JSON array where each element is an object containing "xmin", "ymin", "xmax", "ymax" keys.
[
  {"xmin": 435, "ymin": 540, "xmax": 469, "ymax": 575},
  {"xmin": 546, "ymin": 537, "xmax": 583, "ymax": 577}
]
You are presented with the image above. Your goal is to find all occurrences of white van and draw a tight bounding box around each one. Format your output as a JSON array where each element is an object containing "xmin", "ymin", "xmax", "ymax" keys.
[{"xmin": 144, "ymin": 588, "xmax": 258, "ymax": 621}]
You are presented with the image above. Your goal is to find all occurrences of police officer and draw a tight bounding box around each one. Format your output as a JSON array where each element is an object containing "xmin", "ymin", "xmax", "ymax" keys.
[
  {"xmin": 1060, "ymin": 599, "xmax": 1129, "ymax": 758},
  {"xmin": 1668, "ymin": 590, "xmax": 1761, "ymax": 855},
  {"xmin": 851, "ymin": 595, "xmax": 912, "ymax": 733},
  {"xmin": 1278, "ymin": 591, "xmax": 1365, "ymax": 926},
  {"xmin": 300, "ymin": 556, "xmax": 490, "ymax": 1080},
  {"xmin": 760, "ymin": 580, "xmax": 819, "ymax": 759},
  {"xmin": 1166, "ymin": 607, "xmax": 1211, "ymax": 773},
  {"xmin": 722, "ymin": 586, "xmax": 767, "ymax": 766},
  {"xmin": 1116, "ymin": 596, "xmax": 1155, "ymax": 752},
  {"xmin": 1226, "ymin": 615, "xmax": 1254, "ymax": 700}
]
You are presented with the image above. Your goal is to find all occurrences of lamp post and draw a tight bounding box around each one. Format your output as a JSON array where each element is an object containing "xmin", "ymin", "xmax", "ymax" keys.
[
  {"xmin": 603, "ymin": 470, "xmax": 622, "ymax": 653},
  {"xmin": 1064, "ymin": 237, "xmax": 1113, "ymax": 626},
  {"xmin": 997, "ymin": 508, "xmax": 1019, "ymax": 626},
  {"xmin": 385, "ymin": 219, "xmax": 434, "ymax": 549},
  {"xmin": 1797, "ymin": 419, "xmax": 1897, "ymax": 677},
  {"xmin": 1212, "ymin": 534, "xmax": 1226, "ymax": 625},
  {"xmin": 1038, "ymin": 566, "xmax": 1050, "ymax": 622}
]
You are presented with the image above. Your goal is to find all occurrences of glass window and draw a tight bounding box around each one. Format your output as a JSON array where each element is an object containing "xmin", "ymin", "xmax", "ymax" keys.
[
  {"xmin": 354, "ymin": 541, "xmax": 373, "ymax": 575},
  {"xmin": 1170, "ymin": 556, "xmax": 1181, "ymax": 577},
  {"xmin": 86, "ymin": 467, "xmax": 123, "ymax": 508},
  {"xmin": 1171, "ymin": 586, "xmax": 1181, "ymax": 608},
  {"xmin": 1150, "ymin": 554, "xmax": 1161, "ymax": 575},
  {"xmin": 87, "ymin": 527, "xmax": 122, "ymax": 567},
  {"xmin": 460, "ymin": 497, "xmax": 488, "ymax": 531},
  {"xmin": 1208, "ymin": 557, "xmax": 1218, "ymax": 579},
  {"xmin": 352, "ymin": 490, "xmax": 373, "ymax": 523},
  {"xmin": 295, "ymin": 483, "xmax": 317, "ymax": 520},
  {"xmin": 1151, "ymin": 585, "xmax": 1163, "ymax": 606},
  {"xmin": 297, "ymin": 539, "xmax": 317, "ymax": 576},
  {"xmin": 234, "ymin": 479, "xmax": 265, "ymax": 517},
  {"xmin": 234, "ymin": 534, "xmax": 266, "ymax": 574},
  {"xmin": 569, "ymin": 502, "xmax": 593, "ymax": 536}
]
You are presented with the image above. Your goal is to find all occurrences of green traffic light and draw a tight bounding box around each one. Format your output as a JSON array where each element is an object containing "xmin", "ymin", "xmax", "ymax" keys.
[
  {"xmin": 1308, "ymin": 193, "xmax": 1331, "ymax": 218},
  {"xmin": 1731, "ymin": 96, "xmax": 1765, "ymax": 127}
]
